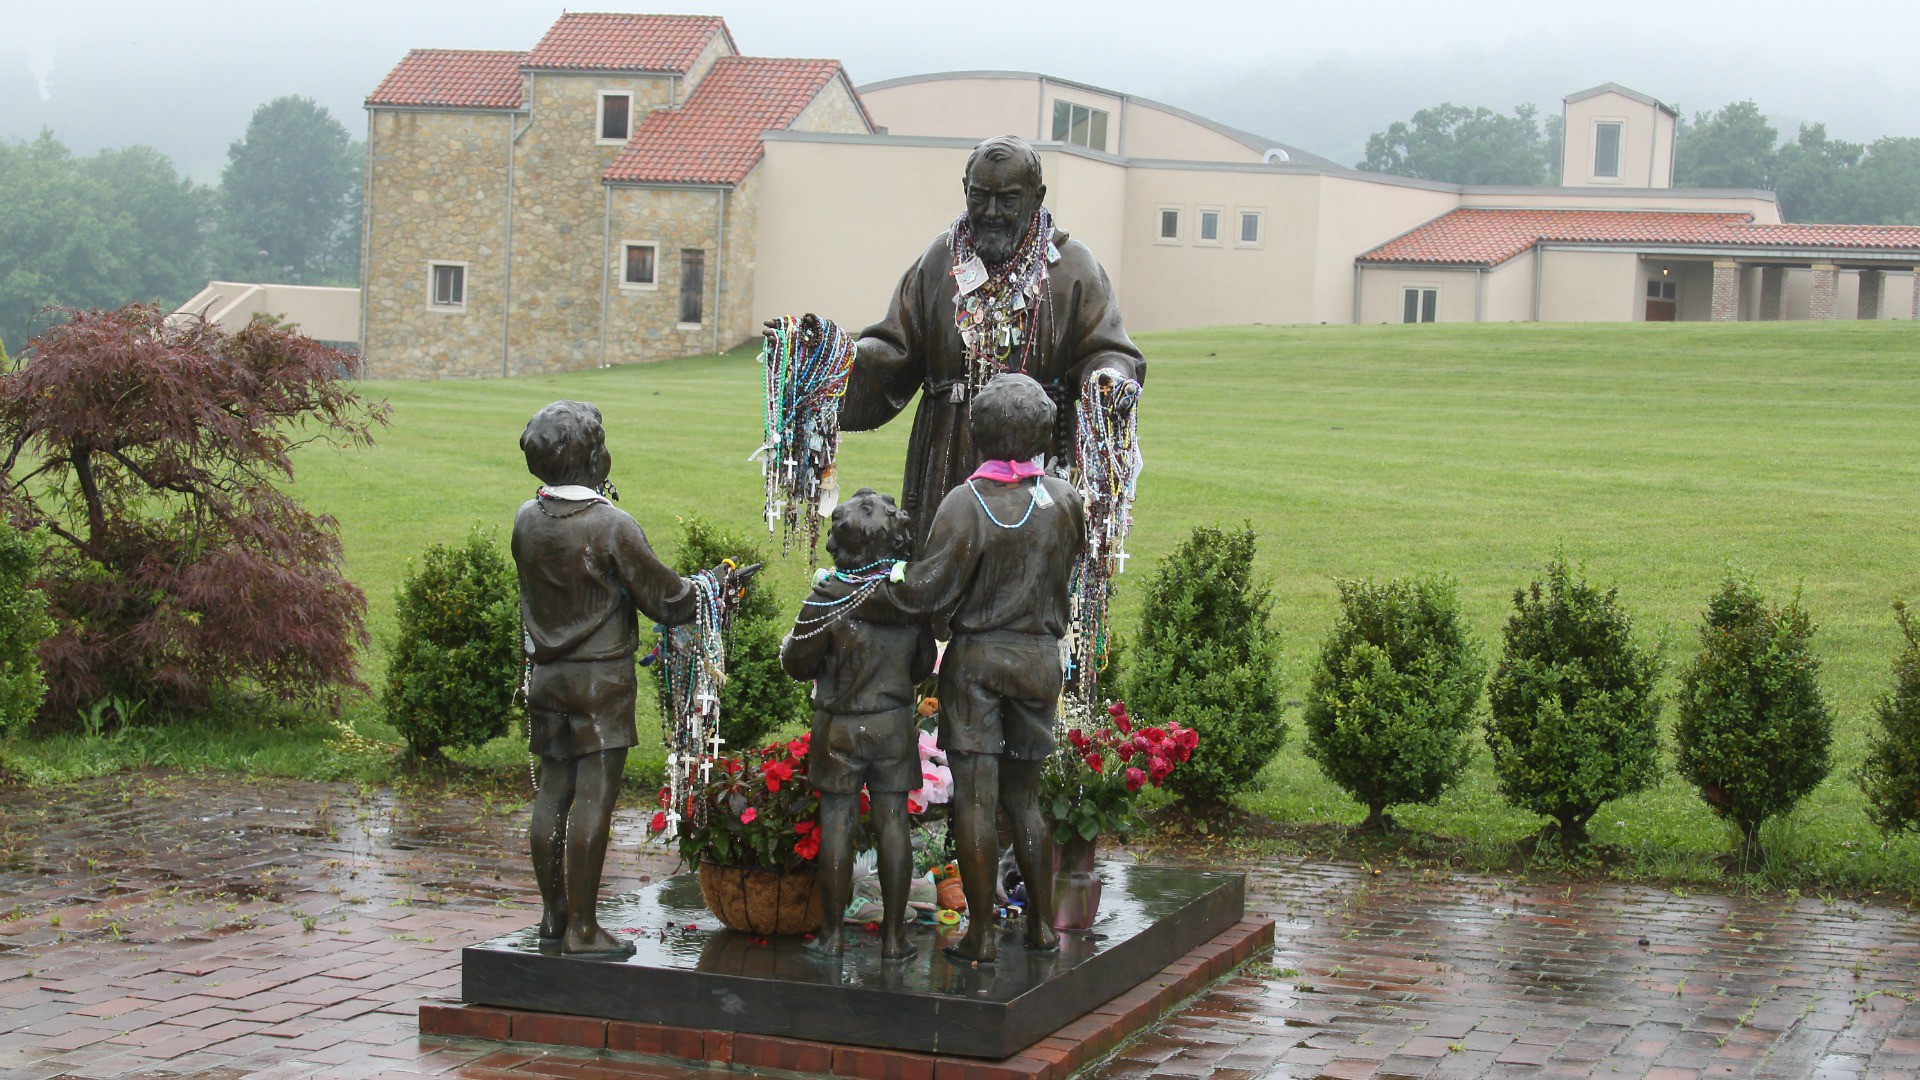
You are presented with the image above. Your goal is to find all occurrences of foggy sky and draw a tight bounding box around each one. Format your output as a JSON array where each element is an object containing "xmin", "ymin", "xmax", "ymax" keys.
[{"xmin": 4, "ymin": 0, "xmax": 1917, "ymax": 182}]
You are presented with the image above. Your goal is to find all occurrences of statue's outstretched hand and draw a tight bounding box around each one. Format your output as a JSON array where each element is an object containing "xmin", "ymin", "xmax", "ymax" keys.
[
  {"xmin": 1083, "ymin": 366, "xmax": 1141, "ymax": 418},
  {"xmin": 712, "ymin": 561, "xmax": 762, "ymax": 601}
]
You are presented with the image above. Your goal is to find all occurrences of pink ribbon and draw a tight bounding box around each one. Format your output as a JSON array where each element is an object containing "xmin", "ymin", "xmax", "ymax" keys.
[{"xmin": 967, "ymin": 458, "xmax": 1045, "ymax": 483}]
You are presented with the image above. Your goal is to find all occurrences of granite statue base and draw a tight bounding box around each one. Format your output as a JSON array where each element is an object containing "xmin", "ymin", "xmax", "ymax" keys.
[{"xmin": 459, "ymin": 861, "xmax": 1244, "ymax": 1060}]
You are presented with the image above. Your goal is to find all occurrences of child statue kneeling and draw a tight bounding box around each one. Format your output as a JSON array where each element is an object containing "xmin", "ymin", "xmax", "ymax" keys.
[{"xmin": 780, "ymin": 489, "xmax": 935, "ymax": 960}]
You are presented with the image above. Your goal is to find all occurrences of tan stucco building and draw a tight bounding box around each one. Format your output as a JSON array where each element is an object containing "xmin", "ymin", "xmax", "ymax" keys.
[{"xmin": 356, "ymin": 24, "xmax": 1920, "ymax": 379}]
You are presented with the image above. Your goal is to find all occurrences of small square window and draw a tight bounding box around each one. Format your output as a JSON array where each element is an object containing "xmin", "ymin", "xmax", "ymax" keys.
[
  {"xmin": 1159, "ymin": 208, "xmax": 1179, "ymax": 240},
  {"xmin": 599, "ymin": 92, "xmax": 632, "ymax": 144},
  {"xmin": 622, "ymin": 242, "xmax": 658, "ymax": 288},
  {"xmin": 1403, "ymin": 287, "xmax": 1437, "ymax": 323},
  {"xmin": 1198, "ymin": 210, "xmax": 1220, "ymax": 243},
  {"xmin": 428, "ymin": 262, "xmax": 466, "ymax": 311},
  {"xmin": 1238, "ymin": 211, "xmax": 1261, "ymax": 245}
]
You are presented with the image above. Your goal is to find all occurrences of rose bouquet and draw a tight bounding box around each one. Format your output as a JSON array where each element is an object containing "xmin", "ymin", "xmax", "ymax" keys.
[{"xmin": 1041, "ymin": 701, "xmax": 1197, "ymax": 845}]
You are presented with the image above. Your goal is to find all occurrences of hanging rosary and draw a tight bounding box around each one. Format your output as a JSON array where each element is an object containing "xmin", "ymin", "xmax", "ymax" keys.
[
  {"xmin": 949, "ymin": 206, "xmax": 1054, "ymax": 399},
  {"xmin": 1066, "ymin": 371, "xmax": 1143, "ymax": 701},
  {"xmin": 787, "ymin": 560, "xmax": 904, "ymax": 641},
  {"xmin": 758, "ymin": 313, "xmax": 855, "ymax": 564},
  {"xmin": 656, "ymin": 567, "xmax": 744, "ymax": 838}
]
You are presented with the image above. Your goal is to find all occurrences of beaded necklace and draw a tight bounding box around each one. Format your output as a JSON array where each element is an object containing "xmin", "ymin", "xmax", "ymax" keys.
[
  {"xmin": 759, "ymin": 314, "xmax": 855, "ymax": 564},
  {"xmin": 656, "ymin": 568, "xmax": 742, "ymax": 838},
  {"xmin": 788, "ymin": 561, "xmax": 901, "ymax": 641},
  {"xmin": 1066, "ymin": 372, "xmax": 1143, "ymax": 701},
  {"xmin": 948, "ymin": 206, "xmax": 1054, "ymax": 399},
  {"xmin": 968, "ymin": 479, "xmax": 1039, "ymax": 529}
]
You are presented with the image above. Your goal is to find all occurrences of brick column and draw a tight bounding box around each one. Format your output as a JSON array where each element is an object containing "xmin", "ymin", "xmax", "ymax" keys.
[
  {"xmin": 1809, "ymin": 263, "xmax": 1839, "ymax": 320},
  {"xmin": 1711, "ymin": 261, "xmax": 1741, "ymax": 322},
  {"xmin": 1758, "ymin": 267, "xmax": 1786, "ymax": 320},
  {"xmin": 1858, "ymin": 270, "xmax": 1885, "ymax": 320}
]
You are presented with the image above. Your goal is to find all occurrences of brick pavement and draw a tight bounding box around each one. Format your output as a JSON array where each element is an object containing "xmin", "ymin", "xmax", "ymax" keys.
[{"xmin": 1, "ymin": 771, "xmax": 1918, "ymax": 1079}]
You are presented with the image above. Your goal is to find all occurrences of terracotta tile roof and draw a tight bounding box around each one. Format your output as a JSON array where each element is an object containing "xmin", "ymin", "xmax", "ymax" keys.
[
  {"xmin": 605, "ymin": 57, "xmax": 860, "ymax": 186},
  {"xmin": 523, "ymin": 13, "xmax": 729, "ymax": 72},
  {"xmin": 1361, "ymin": 208, "xmax": 1920, "ymax": 266},
  {"xmin": 367, "ymin": 50, "xmax": 527, "ymax": 110}
]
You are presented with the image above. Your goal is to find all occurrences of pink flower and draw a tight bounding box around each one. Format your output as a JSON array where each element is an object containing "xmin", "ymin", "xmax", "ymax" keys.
[
  {"xmin": 741, "ymin": 807, "xmax": 758, "ymax": 825},
  {"xmin": 1125, "ymin": 767, "xmax": 1146, "ymax": 792}
]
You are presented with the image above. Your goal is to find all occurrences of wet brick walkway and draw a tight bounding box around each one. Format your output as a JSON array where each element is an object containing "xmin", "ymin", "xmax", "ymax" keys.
[{"xmin": 1, "ymin": 771, "xmax": 1917, "ymax": 1079}]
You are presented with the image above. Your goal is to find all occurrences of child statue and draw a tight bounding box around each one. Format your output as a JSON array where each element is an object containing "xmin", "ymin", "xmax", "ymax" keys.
[
  {"xmin": 513, "ymin": 400, "xmax": 752, "ymax": 955},
  {"xmin": 780, "ymin": 489, "xmax": 936, "ymax": 960},
  {"xmin": 877, "ymin": 373, "xmax": 1085, "ymax": 963}
]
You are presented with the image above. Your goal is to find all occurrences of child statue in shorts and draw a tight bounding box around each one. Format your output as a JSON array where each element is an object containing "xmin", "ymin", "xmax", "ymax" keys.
[
  {"xmin": 513, "ymin": 400, "xmax": 752, "ymax": 955},
  {"xmin": 780, "ymin": 488, "xmax": 936, "ymax": 960}
]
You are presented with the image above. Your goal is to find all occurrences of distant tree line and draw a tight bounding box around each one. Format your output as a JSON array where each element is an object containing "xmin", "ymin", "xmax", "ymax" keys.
[
  {"xmin": 0, "ymin": 96, "xmax": 361, "ymax": 354},
  {"xmin": 1358, "ymin": 98, "xmax": 1920, "ymax": 225}
]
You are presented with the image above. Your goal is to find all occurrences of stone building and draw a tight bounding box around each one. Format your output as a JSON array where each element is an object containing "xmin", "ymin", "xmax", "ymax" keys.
[{"xmin": 360, "ymin": 13, "xmax": 870, "ymax": 379}]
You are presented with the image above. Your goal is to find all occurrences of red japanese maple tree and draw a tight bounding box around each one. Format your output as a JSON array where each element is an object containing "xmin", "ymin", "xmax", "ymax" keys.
[{"xmin": 0, "ymin": 304, "xmax": 389, "ymax": 720}]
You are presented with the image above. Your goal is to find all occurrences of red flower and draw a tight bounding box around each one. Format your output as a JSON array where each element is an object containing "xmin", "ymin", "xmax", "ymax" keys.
[
  {"xmin": 1108, "ymin": 701, "xmax": 1133, "ymax": 734},
  {"xmin": 1141, "ymin": 727, "xmax": 1168, "ymax": 746},
  {"xmin": 795, "ymin": 832, "xmax": 820, "ymax": 860},
  {"xmin": 788, "ymin": 737, "xmax": 809, "ymax": 759},
  {"xmin": 1117, "ymin": 743, "xmax": 1135, "ymax": 763},
  {"xmin": 724, "ymin": 758, "xmax": 743, "ymax": 774},
  {"xmin": 1148, "ymin": 755, "xmax": 1173, "ymax": 784},
  {"xmin": 656, "ymin": 787, "xmax": 671, "ymax": 808},
  {"xmin": 795, "ymin": 820, "xmax": 817, "ymax": 836},
  {"xmin": 649, "ymin": 811, "xmax": 668, "ymax": 833},
  {"xmin": 1084, "ymin": 751, "xmax": 1104, "ymax": 774},
  {"xmin": 859, "ymin": 790, "xmax": 871, "ymax": 815},
  {"xmin": 1175, "ymin": 725, "xmax": 1198, "ymax": 751},
  {"xmin": 1068, "ymin": 728, "xmax": 1090, "ymax": 751},
  {"xmin": 763, "ymin": 759, "xmax": 794, "ymax": 793},
  {"xmin": 1125, "ymin": 767, "xmax": 1147, "ymax": 792},
  {"xmin": 907, "ymin": 797, "xmax": 924, "ymax": 814},
  {"xmin": 741, "ymin": 807, "xmax": 758, "ymax": 824}
]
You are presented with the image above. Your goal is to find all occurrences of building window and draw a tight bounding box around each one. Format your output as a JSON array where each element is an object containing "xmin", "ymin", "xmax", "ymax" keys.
[
  {"xmin": 621, "ymin": 242, "xmax": 658, "ymax": 289},
  {"xmin": 1158, "ymin": 207, "xmax": 1180, "ymax": 242},
  {"xmin": 1238, "ymin": 210, "xmax": 1262, "ymax": 245},
  {"xmin": 428, "ymin": 261, "xmax": 466, "ymax": 312},
  {"xmin": 678, "ymin": 249, "xmax": 705, "ymax": 326},
  {"xmin": 1646, "ymin": 279, "xmax": 1676, "ymax": 301},
  {"xmin": 599, "ymin": 91, "xmax": 632, "ymax": 144},
  {"xmin": 1593, "ymin": 122, "xmax": 1622, "ymax": 179},
  {"xmin": 1403, "ymin": 287, "xmax": 1437, "ymax": 324},
  {"xmin": 1197, "ymin": 209, "xmax": 1221, "ymax": 244},
  {"xmin": 1050, "ymin": 99, "xmax": 1109, "ymax": 152}
]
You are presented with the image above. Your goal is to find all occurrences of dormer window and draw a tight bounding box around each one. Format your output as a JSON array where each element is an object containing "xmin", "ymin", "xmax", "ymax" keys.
[
  {"xmin": 599, "ymin": 91, "xmax": 632, "ymax": 144},
  {"xmin": 1593, "ymin": 122, "xmax": 1622, "ymax": 179}
]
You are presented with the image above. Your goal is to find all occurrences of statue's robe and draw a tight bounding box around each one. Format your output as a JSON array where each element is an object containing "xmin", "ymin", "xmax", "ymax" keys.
[{"xmin": 843, "ymin": 225, "xmax": 1144, "ymax": 555}]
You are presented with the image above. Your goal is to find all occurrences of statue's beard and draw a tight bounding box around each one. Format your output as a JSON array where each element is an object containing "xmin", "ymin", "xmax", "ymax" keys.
[{"xmin": 972, "ymin": 220, "xmax": 1022, "ymax": 267}]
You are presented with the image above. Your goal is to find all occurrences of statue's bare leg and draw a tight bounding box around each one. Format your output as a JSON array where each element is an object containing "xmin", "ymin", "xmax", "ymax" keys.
[
  {"xmin": 809, "ymin": 792, "xmax": 857, "ymax": 957},
  {"xmin": 944, "ymin": 750, "xmax": 1000, "ymax": 964},
  {"xmin": 1000, "ymin": 757, "xmax": 1058, "ymax": 952},
  {"xmin": 870, "ymin": 793, "xmax": 916, "ymax": 961},
  {"xmin": 561, "ymin": 748, "xmax": 632, "ymax": 955},
  {"xmin": 530, "ymin": 755, "xmax": 573, "ymax": 943}
]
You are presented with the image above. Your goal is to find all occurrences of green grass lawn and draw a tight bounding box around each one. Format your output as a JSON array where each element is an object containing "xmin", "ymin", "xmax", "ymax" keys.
[{"xmin": 17, "ymin": 320, "xmax": 1920, "ymax": 892}]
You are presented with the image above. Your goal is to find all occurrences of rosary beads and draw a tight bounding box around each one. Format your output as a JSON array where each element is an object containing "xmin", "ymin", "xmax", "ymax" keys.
[
  {"xmin": 657, "ymin": 568, "xmax": 743, "ymax": 838},
  {"xmin": 1067, "ymin": 372, "xmax": 1143, "ymax": 701},
  {"xmin": 760, "ymin": 313, "xmax": 855, "ymax": 564},
  {"xmin": 949, "ymin": 207, "xmax": 1053, "ymax": 397}
]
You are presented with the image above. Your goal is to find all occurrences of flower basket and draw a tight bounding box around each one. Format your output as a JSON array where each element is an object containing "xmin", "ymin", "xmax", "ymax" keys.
[{"xmin": 697, "ymin": 862, "xmax": 823, "ymax": 936}]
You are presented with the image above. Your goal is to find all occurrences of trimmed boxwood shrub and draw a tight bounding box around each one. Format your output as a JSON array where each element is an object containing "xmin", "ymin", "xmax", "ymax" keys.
[
  {"xmin": 0, "ymin": 525, "xmax": 53, "ymax": 742},
  {"xmin": 383, "ymin": 529, "xmax": 521, "ymax": 757},
  {"xmin": 1304, "ymin": 573, "xmax": 1484, "ymax": 832},
  {"xmin": 1857, "ymin": 602, "xmax": 1920, "ymax": 835},
  {"xmin": 1674, "ymin": 574, "xmax": 1832, "ymax": 867},
  {"xmin": 1123, "ymin": 523, "xmax": 1285, "ymax": 807},
  {"xmin": 648, "ymin": 516, "xmax": 805, "ymax": 752},
  {"xmin": 1486, "ymin": 557, "xmax": 1662, "ymax": 854}
]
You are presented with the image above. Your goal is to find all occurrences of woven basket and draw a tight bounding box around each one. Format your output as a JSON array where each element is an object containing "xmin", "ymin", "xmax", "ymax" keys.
[{"xmin": 697, "ymin": 863, "xmax": 823, "ymax": 936}]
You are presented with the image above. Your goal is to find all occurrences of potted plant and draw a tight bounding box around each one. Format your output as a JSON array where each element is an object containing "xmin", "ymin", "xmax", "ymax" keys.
[
  {"xmin": 1041, "ymin": 700, "xmax": 1197, "ymax": 928},
  {"xmin": 651, "ymin": 733, "xmax": 825, "ymax": 935}
]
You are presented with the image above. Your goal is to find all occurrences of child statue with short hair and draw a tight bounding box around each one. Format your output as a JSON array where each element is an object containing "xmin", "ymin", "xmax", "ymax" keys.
[
  {"xmin": 780, "ymin": 488, "xmax": 935, "ymax": 960},
  {"xmin": 513, "ymin": 399, "xmax": 751, "ymax": 955},
  {"xmin": 877, "ymin": 372, "xmax": 1085, "ymax": 964}
]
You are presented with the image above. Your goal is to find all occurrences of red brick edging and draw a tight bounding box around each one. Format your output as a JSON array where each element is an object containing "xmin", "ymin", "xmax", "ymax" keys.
[{"xmin": 421, "ymin": 917, "xmax": 1275, "ymax": 1080}]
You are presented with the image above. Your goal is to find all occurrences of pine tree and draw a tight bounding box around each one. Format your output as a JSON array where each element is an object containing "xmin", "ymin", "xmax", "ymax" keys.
[{"xmin": 1858, "ymin": 602, "xmax": 1920, "ymax": 835}]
